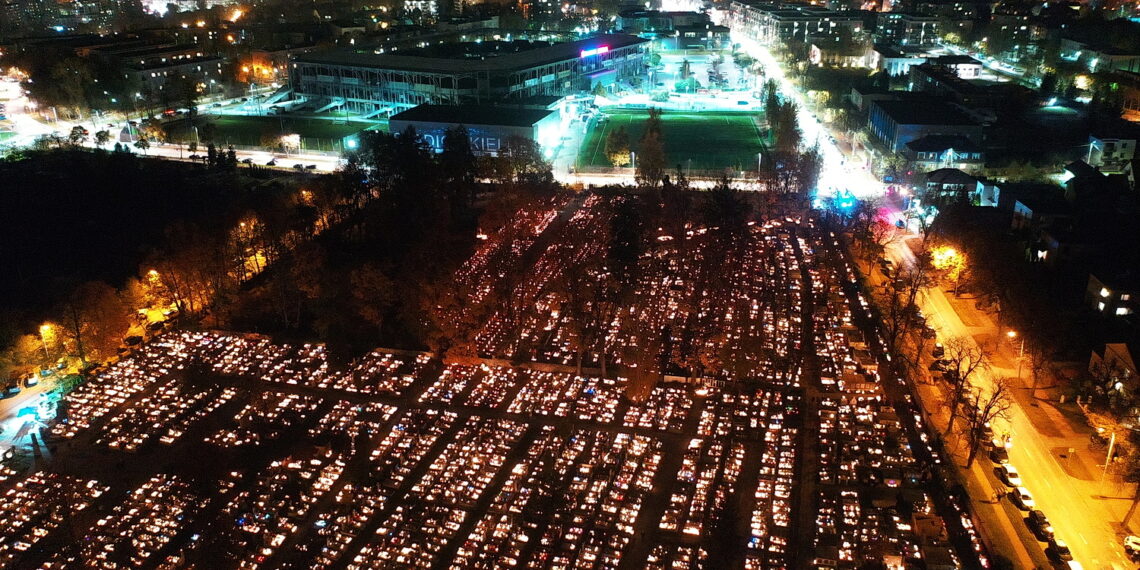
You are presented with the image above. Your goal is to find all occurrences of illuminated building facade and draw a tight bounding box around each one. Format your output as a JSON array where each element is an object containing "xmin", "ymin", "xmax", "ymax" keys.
[{"xmin": 288, "ymin": 33, "xmax": 648, "ymax": 116}]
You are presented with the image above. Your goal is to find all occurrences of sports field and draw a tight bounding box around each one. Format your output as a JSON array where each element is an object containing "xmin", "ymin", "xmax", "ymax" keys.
[
  {"xmin": 578, "ymin": 109, "xmax": 767, "ymax": 172},
  {"xmin": 167, "ymin": 115, "xmax": 382, "ymax": 149}
]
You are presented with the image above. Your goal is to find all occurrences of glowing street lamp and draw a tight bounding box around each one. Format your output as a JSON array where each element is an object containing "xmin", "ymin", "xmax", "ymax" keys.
[
  {"xmin": 39, "ymin": 323, "xmax": 54, "ymax": 360},
  {"xmin": 1007, "ymin": 330, "xmax": 1024, "ymax": 379}
]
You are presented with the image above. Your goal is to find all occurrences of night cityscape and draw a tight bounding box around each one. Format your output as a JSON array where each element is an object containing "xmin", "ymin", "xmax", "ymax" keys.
[{"xmin": 0, "ymin": 0, "xmax": 1139, "ymax": 566}]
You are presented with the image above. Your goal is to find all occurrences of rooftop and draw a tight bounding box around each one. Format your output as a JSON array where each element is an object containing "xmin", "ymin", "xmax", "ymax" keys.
[
  {"xmin": 924, "ymin": 167, "xmax": 976, "ymax": 185},
  {"xmin": 932, "ymin": 55, "xmax": 981, "ymax": 66},
  {"xmin": 907, "ymin": 134, "xmax": 980, "ymax": 153},
  {"xmin": 293, "ymin": 33, "xmax": 648, "ymax": 74},
  {"xmin": 871, "ymin": 99, "xmax": 978, "ymax": 126},
  {"xmin": 389, "ymin": 104, "xmax": 555, "ymax": 127}
]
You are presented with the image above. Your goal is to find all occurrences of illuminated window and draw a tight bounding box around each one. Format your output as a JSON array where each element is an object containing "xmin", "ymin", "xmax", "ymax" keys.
[
  {"xmin": 1123, "ymin": 294, "xmax": 1132, "ymax": 301},
  {"xmin": 1101, "ymin": 287, "xmax": 1111, "ymax": 298},
  {"xmin": 1116, "ymin": 307, "xmax": 1132, "ymax": 316},
  {"xmin": 1098, "ymin": 302, "xmax": 1106, "ymax": 311}
]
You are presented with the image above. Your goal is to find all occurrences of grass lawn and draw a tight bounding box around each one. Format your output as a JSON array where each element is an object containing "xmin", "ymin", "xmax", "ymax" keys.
[
  {"xmin": 578, "ymin": 109, "xmax": 766, "ymax": 172},
  {"xmin": 167, "ymin": 115, "xmax": 381, "ymax": 150}
]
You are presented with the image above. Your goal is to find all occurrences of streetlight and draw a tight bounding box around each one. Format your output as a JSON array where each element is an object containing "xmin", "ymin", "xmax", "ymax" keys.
[
  {"xmin": 39, "ymin": 323, "xmax": 53, "ymax": 361},
  {"xmin": 1007, "ymin": 330, "xmax": 1024, "ymax": 379}
]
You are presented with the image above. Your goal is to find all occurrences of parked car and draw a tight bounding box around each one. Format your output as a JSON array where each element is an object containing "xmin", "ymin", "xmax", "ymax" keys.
[
  {"xmin": 1009, "ymin": 486, "xmax": 1035, "ymax": 510},
  {"xmin": 1124, "ymin": 535, "xmax": 1140, "ymax": 560},
  {"xmin": 1047, "ymin": 537, "xmax": 1073, "ymax": 561},
  {"xmin": 241, "ymin": 158, "xmax": 253, "ymax": 165},
  {"xmin": 267, "ymin": 159, "xmax": 277, "ymax": 166},
  {"xmin": 2, "ymin": 384, "xmax": 20, "ymax": 397},
  {"xmin": 23, "ymin": 374, "xmax": 39, "ymax": 388},
  {"xmin": 1025, "ymin": 510, "xmax": 1053, "ymax": 541},
  {"xmin": 932, "ymin": 342, "xmax": 945, "ymax": 358},
  {"xmin": 929, "ymin": 359, "xmax": 949, "ymax": 372},
  {"xmin": 305, "ymin": 164, "xmax": 317, "ymax": 170},
  {"xmin": 145, "ymin": 320, "xmax": 165, "ymax": 333},
  {"xmin": 997, "ymin": 464, "xmax": 1022, "ymax": 487},
  {"xmin": 293, "ymin": 163, "xmax": 304, "ymax": 170}
]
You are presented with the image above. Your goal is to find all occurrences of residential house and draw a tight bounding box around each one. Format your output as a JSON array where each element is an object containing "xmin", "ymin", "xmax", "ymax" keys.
[
  {"xmin": 810, "ymin": 36, "xmax": 873, "ymax": 68},
  {"xmin": 1011, "ymin": 193, "xmax": 1071, "ymax": 232},
  {"xmin": 871, "ymin": 44, "xmax": 927, "ymax": 76},
  {"xmin": 904, "ymin": 134, "xmax": 984, "ymax": 174},
  {"xmin": 1088, "ymin": 124, "xmax": 1140, "ymax": 173},
  {"xmin": 1088, "ymin": 343, "xmax": 1137, "ymax": 393},
  {"xmin": 1060, "ymin": 38, "xmax": 1140, "ymax": 74},
  {"xmin": 1087, "ymin": 273, "xmax": 1139, "ymax": 317},
  {"xmin": 922, "ymin": 167, "xmax": 977, "ymax": 205}
]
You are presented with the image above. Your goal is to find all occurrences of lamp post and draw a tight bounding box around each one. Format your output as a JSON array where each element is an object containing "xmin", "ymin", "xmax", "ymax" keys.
[
  {"xmin": 1007, "ymin": 330, "xmax": 1024, "ymax": 379},
  {"xmin": 39, "ymin": 323, "xmax": 53, "ymax": 361}
]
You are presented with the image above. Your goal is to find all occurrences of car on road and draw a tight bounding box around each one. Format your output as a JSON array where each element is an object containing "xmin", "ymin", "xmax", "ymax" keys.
[
  {"xmin": 1009, "ymin": 486, "xmax": 1035, "ymax": 510},
  {"xmin": 997, "ymin": 464, "xmax": 1022, "ymax": 487},
  {"xmin": 989, "ymin": 439, "xmax": 1011, "ymax": 464},
  {"xmin": 1124, "ymin": 535, "xmax": 1140, "ymax": 560},
  {"xmin": 2, "ymin": 384, "xmax": 20, "ymax": 397},
  {"xmin": 23, "ymin": 374, "xmax": 39, "ymax": 388},
  {"xmin": 929, "ymin": 359, "xmax": 949, "ymax": 372},
  {"xmin": 932, "ymin": 342, "xmax": 945, "ymax": 358},
  {"xmin": 293, "ymin": 163, "xmax": 304, "ymax": 170},
  {"xmin": 1025, "ymin": 510, "xmax": 1053, "ymax": 540},
  {"xmin": 1047, "ymin": 537, "xmax": 1073, "ymax": 561},
  {"xmin": 241, "ymin": 158, "xmax": 253, "ymax": 165},
  {"xmin": 145, "ymin": 320, "xmax": 165, "ymax": 333},
  {"xmin": 267, "ymin": 159, "xmax": 277, "ymax": 166},
  {"xmin": 305, "ymin": 164, "xmax": 317, "ymax": 170}
]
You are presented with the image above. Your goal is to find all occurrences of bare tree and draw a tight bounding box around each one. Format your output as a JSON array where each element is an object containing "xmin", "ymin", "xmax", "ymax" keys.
[
  {"xmin": 942, "ymin": 336, "xmax": 992, "ymax": 436},
  {"xmin": 963, "ymin": 377, "xmax": 1014, "ymax": 467}
]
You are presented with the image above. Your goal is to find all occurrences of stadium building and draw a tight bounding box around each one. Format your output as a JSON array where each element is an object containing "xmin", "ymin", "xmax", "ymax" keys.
[
  {"xmin": 287, "ymin": 33, "xmax": 649, "ymax": 117},
  {"xmin": 388, "ymin": 104, "xmax": 564, "ymax": 156}
]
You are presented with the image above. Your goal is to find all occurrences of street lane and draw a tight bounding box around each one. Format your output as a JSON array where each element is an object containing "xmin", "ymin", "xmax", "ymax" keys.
[{"xmin": 885, "ymin": 230, "xmax": 1135, "ymax": 569}]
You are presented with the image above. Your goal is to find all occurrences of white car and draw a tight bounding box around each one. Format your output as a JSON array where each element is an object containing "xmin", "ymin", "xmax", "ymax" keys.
[
  {"xmin": 1000, "ymin": 464, "xmax": 1022, "ymax": 487},
  {"xmin": 1010, "ymin": 487, "xmax": 1035, "ymax": 511}
]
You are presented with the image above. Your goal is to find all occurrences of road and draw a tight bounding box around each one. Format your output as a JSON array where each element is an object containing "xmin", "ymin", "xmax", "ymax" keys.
[
  {"xmin": 0, "ymin": 378, "xmax": 55, "ymax": 467},
  {"xmin": 731, "ymin": 31, "xmax": 883, "ymax": 200},
  {"xmin": 885, "ymin": 231, "xmax": 1136, "ymax": 569}
]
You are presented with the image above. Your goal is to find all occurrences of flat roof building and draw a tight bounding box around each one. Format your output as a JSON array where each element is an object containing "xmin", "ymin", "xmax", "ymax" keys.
[
  {"xmin": 867, "ymin": 99, "xmax": 982, "ymax": 152},
  {"xmin": 288, "ymin": 34, "xmax": 649, "ymax": 117},
  {"xmin": 388, "ymin": 104, "xmax": 563, "ymax": 155}
]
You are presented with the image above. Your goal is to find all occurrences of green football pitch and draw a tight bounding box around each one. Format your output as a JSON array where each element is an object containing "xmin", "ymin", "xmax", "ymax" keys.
[{"xmin": 578, "ymin": 110, "xmax": 767, "ymax": 172}]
